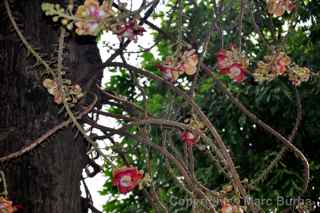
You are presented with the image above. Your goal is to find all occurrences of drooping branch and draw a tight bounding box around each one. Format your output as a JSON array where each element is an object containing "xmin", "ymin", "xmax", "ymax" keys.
[
  {"xmin": 84, "ymin": 116, "xmax": 217, "ymax": 212},
  {"xmin": 138, "ymin": 13, "xmax": 309, "ymax": 195},
  {"xmin": 252, "ymin": 88, "xmax": 303, "ymax": 186},
  {"xmin": 202, "ymin": 64, "xmax": 309, "ymax": 194},
  {"xmin": 104, "ymin": 61, "xmax": 259, "ymax": 212}
]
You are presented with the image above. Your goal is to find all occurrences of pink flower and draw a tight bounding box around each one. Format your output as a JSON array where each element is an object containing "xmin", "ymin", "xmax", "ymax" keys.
[
  {"xmin": 115, "ymin": 20, "xmax": 145, "ymax": 42},
  {"xmin": 227, "ymin": 63, "xmax": 246, "ymax": 82},
  {"xmin": 75, "ymin": 0, "xmax": 113, "ymax": 36},
  {"xmin": 112, "ymin": 167, "xmax": 144, "ymax": 194},
  {"xmin": 0, "ymin": 197, "xmax": 18, "ymax": 213},
  {"xmin": 180, "ymin": 131, "xmax": 199, "ymax": 146},
  {"xmin": 274, "ymin": 53, "xmax": 291, "ymax": 75},
  {"xmin": 215, "ymin": 47, "xmax": 248, "ymax": 82},
  {"xmin": 76, "ymin": 0, "xmax": 111, "ymax": 20},
  {"xmin": 75, "ymin": 21, "xmax": 99, "ymax": 36},
  {"xmin": 216, "ymin": 50, "xmax": 231, "ymax": 73},
  {"xmin": 156, "ymin": 49, "xmax": 198, "ymax": 82}
]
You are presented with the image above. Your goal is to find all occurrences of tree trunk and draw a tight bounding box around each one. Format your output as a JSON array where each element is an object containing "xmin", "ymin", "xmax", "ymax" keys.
[{"xmin": 0, "ymin": 0, "xmax": 103, "ymax": 212}]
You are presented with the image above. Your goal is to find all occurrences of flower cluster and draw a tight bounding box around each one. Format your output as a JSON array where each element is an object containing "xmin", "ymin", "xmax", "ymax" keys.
[
  {"xmin": 74, "ymin": 0, "xmax": 114, "ymax": 36},
  {"xmin": 288, "ymin": 65, "xmax": 311, "ymax": 86},
  {"xmin": 113, "ymin": 20, "xmax": 145, "ymax": 42},
  {"xmin": 112, "ymin": 166, "xmax": 144, "ymax": 194},
  {"xmin": 216, "ymin": 45, "xmax": 248, "ymax": 82},
  {"xmin": 180, "ymin": 115, "xmax": 205, "ymax": 146},
  {"xmin": 0, "ymin": 197, "xmax": 17, "ymax": 213},
  {"xmin": 42, "ymin": 1, "xmax": 146, "ymax": 39},
  {"xmin": 267, "ymin": 0, "xmax": 295, "ymax": 17},
  {"xmin": 253, "ymin": 51, "xmax": 291, "ymax": 81},
  {"xmin": 42, "ymin": 79, "xmax": 84, "ymax": 105},
  {"xmin": 253, "ymin": 51, "xmax": 311, "ymax": 86},
  {"xmin": 156, "ymin": 49, "xmax": 198, "ymax": 82}
]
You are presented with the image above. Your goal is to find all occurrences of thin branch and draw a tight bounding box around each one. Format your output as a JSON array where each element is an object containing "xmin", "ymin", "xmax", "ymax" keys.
[
  {"xmin": 0, "ymin": 171, "xmax": 8, "ymax": 197},
  {"xmin": 4, "ymin": 0, "xmax": 56, "ymax": 79},
  {"xmin": 202, "ymin": 65, "xmax": 309, "ymax": 194},
  {"xmin": 97, "ymin": 85, "xmax": 148, "ymax": 115},
  {"xmin": 238, "ymin": 0, "xmax": 246, "ymax": 51},
  {"xmin": 252, "ymin": 88, "xmax": 303, "ymax": 186},
  {"xmin": 105, "ymin": 62, "xmax": 258, "ymax": 212},
  {"xmin": 103, "ymin": 0, "xmax": 160, "ymax": 65},
  {"xmin": 84, "ymin": 117, "xmax": 216, "ymax": 212}
]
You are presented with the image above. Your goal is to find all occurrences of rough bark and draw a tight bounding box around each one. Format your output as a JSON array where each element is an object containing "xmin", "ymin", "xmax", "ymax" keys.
[{"xmin": 0, "ymin": 0, "xmax": 103, "ymax": 212}]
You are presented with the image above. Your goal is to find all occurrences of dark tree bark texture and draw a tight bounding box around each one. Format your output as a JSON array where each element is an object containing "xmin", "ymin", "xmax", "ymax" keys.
[{"xmin": 0, "ymin": 0, "xmax": 103, "ymax": 212}]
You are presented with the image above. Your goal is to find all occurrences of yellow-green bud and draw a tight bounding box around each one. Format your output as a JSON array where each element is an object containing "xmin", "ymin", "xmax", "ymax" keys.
[
  {"xmin": 61, "ymin": 19, "xmax": 68, "ymax": 25},
  {"xmin": 52, "ymin": 16, "xmax": 59, "ymax": 22}
]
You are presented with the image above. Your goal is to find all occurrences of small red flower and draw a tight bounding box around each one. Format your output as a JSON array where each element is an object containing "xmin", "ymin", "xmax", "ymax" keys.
[
  {"xmin": 116, "ymin": 20, "xmax": 145, "ymax": 42},
  {"xmin": 180, "ymin": 131, "xmax": 199, "ymax": 146},
  {"xmin": 112, "ymin": 166, "xmax": 143, "ymax": 194}
]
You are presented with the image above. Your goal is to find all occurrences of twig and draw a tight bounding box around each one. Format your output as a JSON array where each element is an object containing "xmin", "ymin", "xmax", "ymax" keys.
[{"xmin": 238, "ymin": 0, "xmax": 246, "ymax": 51}]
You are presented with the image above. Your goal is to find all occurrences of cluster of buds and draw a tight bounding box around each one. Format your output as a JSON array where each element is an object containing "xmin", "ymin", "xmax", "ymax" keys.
[
  {"xmin": 0, "ymin": 197, "xmax": 18, "ymax": 213},
  {"xmin": 267, "ymin": 0, "xmax": 295, "ymax": 17},
  {"xmin": 216, "ymin": 45, "xmax": 249, "ymax": 83},
  {"xmin": 156, "ymin": 49, "xmax": 199, "ymax": 82},
  {"xmin": 112, "ymin": 166, "xmax": 144, "ymax": 194},
  {"xmin": 42, "ymin": 0, "xmax": 114, "ymax": 36},
  {"xmin": 42, "ymin": 79, "xmax": 84, "ymax": 105},
  {"xmin": 288, "ymin": 65, "xmax": 311, "ymax": 86},
  {"xmin": 42, "ymin": 1, "xmax": 146, "ymax": 39},
  {"xmin": 253, "ymin": 51, "xmax": 311, "ymax": 86},
  {"xmin": 180, "ymin": 115, "xmax": 206, "ymax": 146},
  {"xmin": 41, "ymin": 3, "xmax": 73, "ymax": 30}
]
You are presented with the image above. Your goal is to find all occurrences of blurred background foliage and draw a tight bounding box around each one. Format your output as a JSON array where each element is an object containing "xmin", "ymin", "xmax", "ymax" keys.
[{"xmin": 100, "ymin": 0, "xmax": 320, "ymax": 212}]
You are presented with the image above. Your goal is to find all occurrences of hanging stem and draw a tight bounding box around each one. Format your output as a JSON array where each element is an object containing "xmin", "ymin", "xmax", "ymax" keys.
[{"xmin": 0, "ymin": 171, "xmax": 8, "ymax": 197}]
